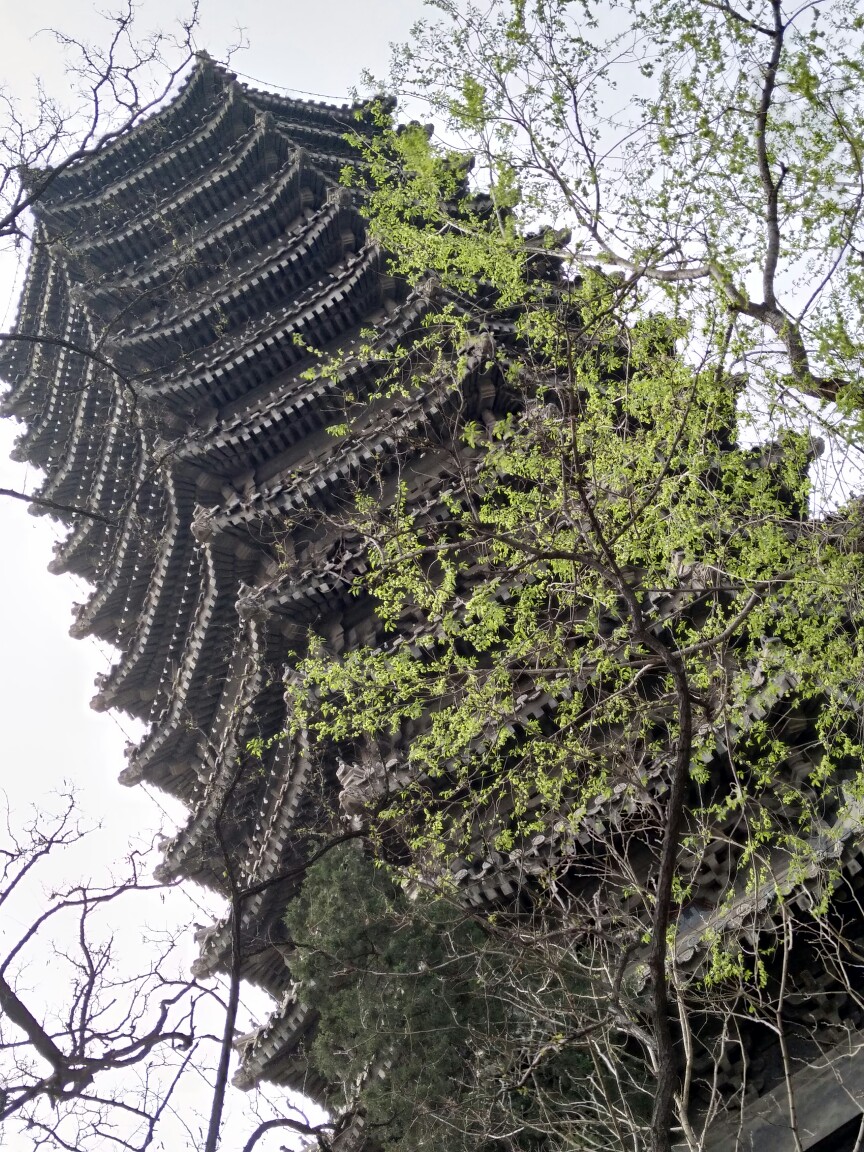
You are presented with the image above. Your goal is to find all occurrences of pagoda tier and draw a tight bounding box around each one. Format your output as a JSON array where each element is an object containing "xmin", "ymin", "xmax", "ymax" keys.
[
  {"xmin": 232, "ymin": 992, "xmax": 323, "ymax": 1098},
  {"xmin": 40, "ymin": 86, "xmax": 255, "ymax": 238},
  {"xmin": 34, "ymin": 55, "xmax": 230, "ymax": 208},
  {"xmin": 81, "ymin": 158, "xmax": 355, "ymax": 323}
]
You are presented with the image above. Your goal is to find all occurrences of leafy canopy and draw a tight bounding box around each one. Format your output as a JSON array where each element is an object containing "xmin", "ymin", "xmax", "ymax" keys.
[{"xmin": 278, "ymin": 4, "xmax": 864, "ymax": 1148}]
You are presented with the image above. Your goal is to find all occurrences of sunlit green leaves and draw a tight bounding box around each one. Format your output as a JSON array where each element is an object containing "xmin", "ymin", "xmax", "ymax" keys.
[{"xmin": 280, "ymin": 5, "xmax": 864, "ymax": 1061}]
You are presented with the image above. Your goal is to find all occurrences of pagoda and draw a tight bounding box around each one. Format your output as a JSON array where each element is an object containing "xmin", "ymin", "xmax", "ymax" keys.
[{"xmin": 6, "ymin": 51, "xmax": 864, "ymax": 1152}]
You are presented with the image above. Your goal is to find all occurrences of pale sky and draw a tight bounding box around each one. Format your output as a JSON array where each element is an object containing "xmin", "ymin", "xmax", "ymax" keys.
[{"xmin": 0, "ymin": 2, "xmax": 432, "ymax": 1148}]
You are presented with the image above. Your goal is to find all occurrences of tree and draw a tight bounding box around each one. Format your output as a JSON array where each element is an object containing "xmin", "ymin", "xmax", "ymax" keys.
[
  {"xmin": 372, "ymin": 0, "xmax": 864, "ymax": 407},
  {"xmin": 285, "ymin": 838, "xmax": 656, "ymax": 1152},
  {"xmin": 0, "ymin": 790, "xmax": 205, "ymax": 1148},
  {"xmin": 271, "ymin": 2, "xmax": 864, "ymax": 1150},
  {"xmin": 0, "ymin": 780, "xmax": 347, "ymax": 1152}
]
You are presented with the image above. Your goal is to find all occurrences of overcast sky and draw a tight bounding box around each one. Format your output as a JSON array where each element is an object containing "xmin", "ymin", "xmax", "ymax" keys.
[{"xmin": 0, "ymin": 2, "xmax": 431, "ymax": 1147}]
